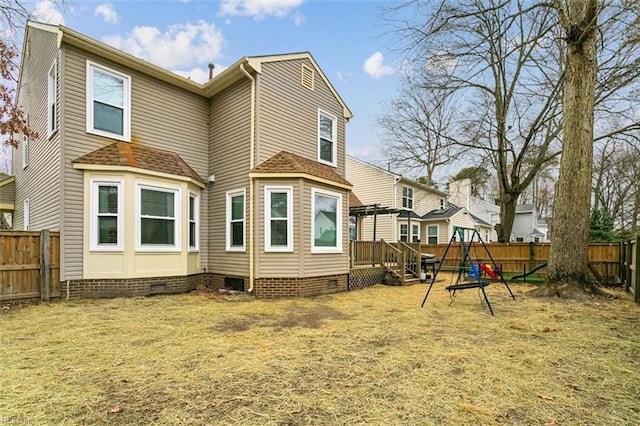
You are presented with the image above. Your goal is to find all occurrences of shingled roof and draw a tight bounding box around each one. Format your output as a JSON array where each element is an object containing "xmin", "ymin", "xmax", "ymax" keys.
[
  {"xmin": 71, "ymin": 142, "xmax": 206, "ymax": 184},
  {"xmin": 250, "ymin": 151, "xmax": 351, "ymax": 188}
]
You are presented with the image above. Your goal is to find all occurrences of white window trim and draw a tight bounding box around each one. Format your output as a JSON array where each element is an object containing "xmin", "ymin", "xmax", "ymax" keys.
[
  {"xmin": 427, "ymin": 224, "xmax": 439, "ymax": 244},
  {"xmin": 23, "ymin": 198, "xmax": 30, "ymax": 231},
  {"xmin": 311, "ymin": 187, "xmax": 342, "ymax": 253},
  {"xmin": 264, "ymin": 186, "xmax": 293, "ymax": 252},
  {"xmin": 48, "ymin": 60, "xmax": 57, "ymax": 137},
  {"xmin": 226, "ymin": 188, "xmax": 246, "ymax": 252},
  {"xmin": 188, "ymin": 191, "xmax": 200, "ymax": 252},
  {"xmin": 135, "ymin": 183, "xmax": 181, "ymax": 252},
  {"xmin": 412, "ymin": 223, "xmax": 420, "ymax": 243},
  {"xmin": 90, "ymin": 179, "xmax": 124, "ymax": 251},
  {"xmin": 86, "ymin": 60, "xmax": 131, "ymax": 142},
  {"xmin": 402, "ymin": 186, "xmax": 413, "ymax": 210},
  {"xmin": 317, "ymin": 109, "xmax": 337, "ymax": 167},
  {"xmin": 399, "ymin": 223, "xmax": 408, "ymax": 242},
  {"xmin": 21, "ymin": 136, "xmax": 28, "ymax": 169}
]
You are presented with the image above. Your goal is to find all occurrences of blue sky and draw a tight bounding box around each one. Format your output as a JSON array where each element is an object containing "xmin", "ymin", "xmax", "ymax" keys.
[{"xmin": 27, "ymin": 0, "xmax": 403, "ymax": 162}]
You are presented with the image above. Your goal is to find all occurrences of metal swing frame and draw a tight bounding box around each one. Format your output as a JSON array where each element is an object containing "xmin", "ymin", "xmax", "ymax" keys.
[{"xmin": 421, "ymin": 226, "xmax": 515, "ymax": 315}]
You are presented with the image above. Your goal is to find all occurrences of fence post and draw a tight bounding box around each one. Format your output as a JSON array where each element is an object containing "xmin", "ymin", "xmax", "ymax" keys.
[
  {"xmin": 626, "ymin": 240, "xmax": 633, "ymax": 292},
  {"xmin": 635, "ymin": 236, "xmax": 640, "ymax": 304},
  {"xmin": 40, "ymin": 230, "xmax": 50, "ymax": 302}
]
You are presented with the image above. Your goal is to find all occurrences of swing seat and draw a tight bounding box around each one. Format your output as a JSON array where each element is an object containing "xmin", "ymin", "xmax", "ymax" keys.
[{"xmin": 445, "ymin": 281, "xmax": 490, "ymax": 291}]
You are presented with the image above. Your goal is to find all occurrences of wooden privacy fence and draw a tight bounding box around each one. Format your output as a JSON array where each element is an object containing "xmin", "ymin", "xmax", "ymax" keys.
[
  {"xmin": 0, "ymin": 230, "xmax": 60, "ymax": 302},
  {"xmin": 419, "ymin": 242, "xmax": 621, "ymax": 284}
]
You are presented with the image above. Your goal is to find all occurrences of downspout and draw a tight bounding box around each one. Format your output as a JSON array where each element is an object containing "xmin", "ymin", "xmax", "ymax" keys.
[{"xmin": 240, "ymin": 62, "xmax": 256, "ymax": 293}]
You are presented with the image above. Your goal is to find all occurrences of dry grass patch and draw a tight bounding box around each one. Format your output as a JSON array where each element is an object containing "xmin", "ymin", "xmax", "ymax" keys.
[{"xmin": 1, "ymin": 276, "xmax": 639, "ymax": 425}]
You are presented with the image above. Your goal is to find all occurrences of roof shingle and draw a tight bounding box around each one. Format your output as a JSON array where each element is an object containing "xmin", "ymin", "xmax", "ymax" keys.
[
  {"xmin": 72, "ymin": 142, "xmax": 205, "ymax": 184},
  {"xmin": 251, "ymin": 151, "xmax": 351, "ymax": 187}
]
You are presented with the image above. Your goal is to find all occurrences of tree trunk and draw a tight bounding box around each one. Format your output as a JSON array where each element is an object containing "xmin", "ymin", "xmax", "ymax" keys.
[
  {"xmin": 497, "ymin": 193, "xmax": 518, "ymax": 242},
  {"xmin": 537, "ymin": 0, "xmax": 605, "ymax": 298}
]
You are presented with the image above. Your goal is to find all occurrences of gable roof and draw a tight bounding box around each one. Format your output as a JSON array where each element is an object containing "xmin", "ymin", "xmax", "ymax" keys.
[
  {"xmin": 397, "ymin": 210, "xmax": 422, "ymax": 220},
  {"xmin": 71, "ymin": 142, "xmax": 206, "ymax": 185},
  {"xmin": 346, "ymin": 155, "xmax": 447, "ymax": 196},
  {"xmin": 23, "ymin": 22, "xmax": 352, "ymax": 119},
  {"xmin": 422, "ymin": 207, "xmax": 463, "ymax": 220},
  {"xmin": 250, "ymin": 151, "xmax": 352, "ymax": 190}
]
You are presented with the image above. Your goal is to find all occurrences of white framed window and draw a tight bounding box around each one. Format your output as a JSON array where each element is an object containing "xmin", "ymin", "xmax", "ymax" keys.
[
  {"xmin": 412, "ymin": 224, "xmax": 420, "ymax": 243},
  {"xmin": 86, "ymin": 61, "xmax": 131, "ymax": 142},
  {"xmin": 23, "ymin": 198, "xmax": 30, "ymax": 231},
  {"xmin": 136, "ymin": 184, "xmax": 180, "ymax": 251},
  {"xmin": 226, "ymin": 189, "xmax": 246, "ymax": 251},
  {"xmin": 427, "ymin": 225, "xmax": 438, "ymax": 244},
  {"xmin": 265, "ymin": 186, "xmax": 293, "ymax": 252},
  {"xmin": 400, "ymin": 224, "xmax": 408, "ymax": 242},
  {"xmin": 312, "ymin": 188, "xmax": 342, "ymax": 253},
  {"xmin": 349, "ymin": 216, "xmax": 357, "ymax": 241},
  {"xmin": 318, "ymin": 109, "xmax": 337, "ymax": 166},
  {"xmin": 48, "ymin": 60, "xmax": 57, "ymax": 136},
  {"xmin": 402, "ymin": 186, "xmax": 413, "ymax": 209},
  {"xmin": 90, "ymin": 180, "xmax": 123, "ymax": 251},
  {"xmin": 188, "ymin": 192, "xmax": 199, "ymax": 251}
]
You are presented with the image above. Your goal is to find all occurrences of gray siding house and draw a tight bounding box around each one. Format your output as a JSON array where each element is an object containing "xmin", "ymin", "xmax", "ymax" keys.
[{"xmin": 11, "ymin": 21, "xmax": 354, "ymax": 298}]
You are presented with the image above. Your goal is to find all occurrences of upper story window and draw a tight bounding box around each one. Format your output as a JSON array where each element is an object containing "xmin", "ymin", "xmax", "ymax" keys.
[
  {"xmin": 137, "ymin": 184, "xmax": 180, "ymax": 251},
  {"xmin": 265, "ymin": 186, "xmax": 293, "ymax": 252},
  {"xmin": 440, "ymin": 198, "xmax": 445, "ymax": 209},
  {"xmin": 312, "ymin": 188, "xmax": 342, "ymax": 253},
  {"xmin": 22, "ymin": 127, "xmax": 29, "ymax": 169},
  {"xmin": 188, "ymin": 192, "xmax": 199, "ymax": 251},
  {"xmin": 91, "ymin": 180, "xmax": 123, "ymax": 251},
  {"xmin": 227, "ymin": 189, "xmax": 246, "ymax": 251},
  {"xmin": 402, "ymin": 186, "xmax": 413, "ymax": 209},
  {"xmin": 47, "ymin": 60, "xmax": 57, "ymax": 136},
  {"xmin": 86, "ymin": 61, "xmax": 131, "ymax": 142},
  {"xmin": 318, "ymin": 110, "xmax": 337, "ymax": 166}
]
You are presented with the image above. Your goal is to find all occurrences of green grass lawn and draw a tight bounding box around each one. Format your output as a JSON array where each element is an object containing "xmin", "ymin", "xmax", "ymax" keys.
[{"xmin": 1, "ymin": 277, "xmax": 639, "ymax": 425}]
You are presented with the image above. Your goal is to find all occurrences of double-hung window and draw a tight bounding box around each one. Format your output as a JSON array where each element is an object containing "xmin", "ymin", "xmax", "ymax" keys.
[
  {"xmin": 402, "ymin": 186, "xmax": 413, "ymax": 209},
  {"xmin": 412, "ymin": 224, "xmax": 420, "ymax": 243},
  {"xmin": 91, "ymin": 180, "xmax": 122, "ymax": 250},
  {"xmin": 227, "ymin": 189, "xmax": 246, "ymax": 251},
  {"xmin": 188, "ymin": 192, "xmax": 199, "ymax": 251},
  {"xmin": 265, "ymin": 186, "xmax": 293, "ymax": 252},
  {"xmin": 87, "ymin": 61, "xmax": 131, "ymax": 141},
  {"xmin": 400, "ymin": 224, "xmax": 408, "ymax": 242},
  {"xmin": 312, "ymin": 188, "xmax": 342, "ymax": 252},
  {"xmin": 427, "ymin": 225, "xmax": 438, "ymax": 244},
  {"xmin": 318, "ymin": 110, "xmax": 337, "ymax": 166},
  {"xmin": 138, "ymin": 185, "xmax": 179, "ymax": 250},
  {"xmin": 48, "ymin": 60, "xmax": 57, "ymax": 136}
]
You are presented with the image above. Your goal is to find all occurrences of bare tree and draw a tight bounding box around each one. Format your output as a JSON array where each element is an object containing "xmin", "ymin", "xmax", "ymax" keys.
[
  {"xmin": 383, "ymin": 0, "xmax": 565, "ymax": 242},
  {"xmin": 377, "ymin": 71, "xmax": 465, "ymax": 185}
]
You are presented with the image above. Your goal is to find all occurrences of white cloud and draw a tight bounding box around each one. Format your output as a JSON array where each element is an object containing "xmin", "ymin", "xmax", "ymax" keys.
[
  {"xmin": 102, "ymin": 21, "xmax": 224, "ymax": 69},
  {"xmin": 293, "ymin": 12, "xmax": 305, "ymax": 26},
  {"xmin": 219, "ymin": 0, "xmax": 304, "ymax": 20},
  {"xmin": 172, "ymin": 64, "xmax": 227, "ymax": 84},
  {"xmin": 32, "ymin": 0, "xmax": 65, "ymax": 25},
  {"xmin": 95, "ymin": 3, "xmax": 118, "ymax": 24},
  {"xmin": 336, "ymin": 71, "xmax": 352, "ymax": 82},
  {"xmin": 363, "ymin": 52, "xmax": 395, "ymax": 79}
]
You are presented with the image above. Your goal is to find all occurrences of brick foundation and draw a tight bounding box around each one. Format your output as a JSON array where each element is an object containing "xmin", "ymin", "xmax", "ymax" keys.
[
  {"xmin": 64, "ymin": 274, "xmax": 204, "ymax": 298},
  {"xmin": 254, "ymin": 274, "xmax": 348, "ymax": 298}
]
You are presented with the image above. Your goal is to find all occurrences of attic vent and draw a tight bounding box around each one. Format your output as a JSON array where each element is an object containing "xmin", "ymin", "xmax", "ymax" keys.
[{"xmin": 301, "ymin": 64, "xmax": 315, "ymax": 91}]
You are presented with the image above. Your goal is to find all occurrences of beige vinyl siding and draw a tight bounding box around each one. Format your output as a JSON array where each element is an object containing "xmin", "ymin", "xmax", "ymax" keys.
[
  {"xmin": 255, "ymin": 178, "xmax": 303, "ymax": 277},
  {"xmin": 345, "ymin": 156, "xmax": 396, "ymax": 241},
  {"xmin": 396, "ymin": 182, "xmax": 442, "ymax": 217},
  {"xmin": 61, "ymin": 44, "xmax": 209, "ymax": 280},
  {"xmin": 13, "ymin": 28, "xmax": 61, "ymax": 232},
  {"xmin": 302, "ymin": 181, "xmax": 349, "ymax": 276},
  {"xmin": 208, "ymin": 78, "xmax": 252, "ymax": 276},
  {"xmin": 0, "ymin": 180, "xmax": 15, "ymax": 208},
  {"xmin": 450, "ymin": 210, "xmax": 477, "ymax": 232},
  {"xmin": 256, "ymin": 59, "xmax": 346, "ymax": 176}
]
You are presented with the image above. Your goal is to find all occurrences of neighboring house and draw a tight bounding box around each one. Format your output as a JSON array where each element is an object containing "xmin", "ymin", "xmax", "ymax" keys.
[
  {"xmin": 346, "ymin": 156, "xmax": 447, "ymax": 243},
  {"xmin": 447, "ymin": 178, "xmax": 500, "ymax": 240},
  {"xmin": 0, "ymin": 173, "xmax": 14, "ymax": 229},
  {"xmin": 512, "ymin": 204, "xmax": 549, "ymax": 242},
  {"xmin": 11, "ymin": 21, "xmax": 354, "ymax": 299},
  {"xmin": 421, "ymin": 204, "xmax": 494, "ymax": 245}
]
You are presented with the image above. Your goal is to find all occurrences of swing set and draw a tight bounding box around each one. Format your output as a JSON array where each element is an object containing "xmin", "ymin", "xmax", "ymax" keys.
[{"xmin": 421, "ymin": 226, "xmax": 515, "ymax": 315}]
